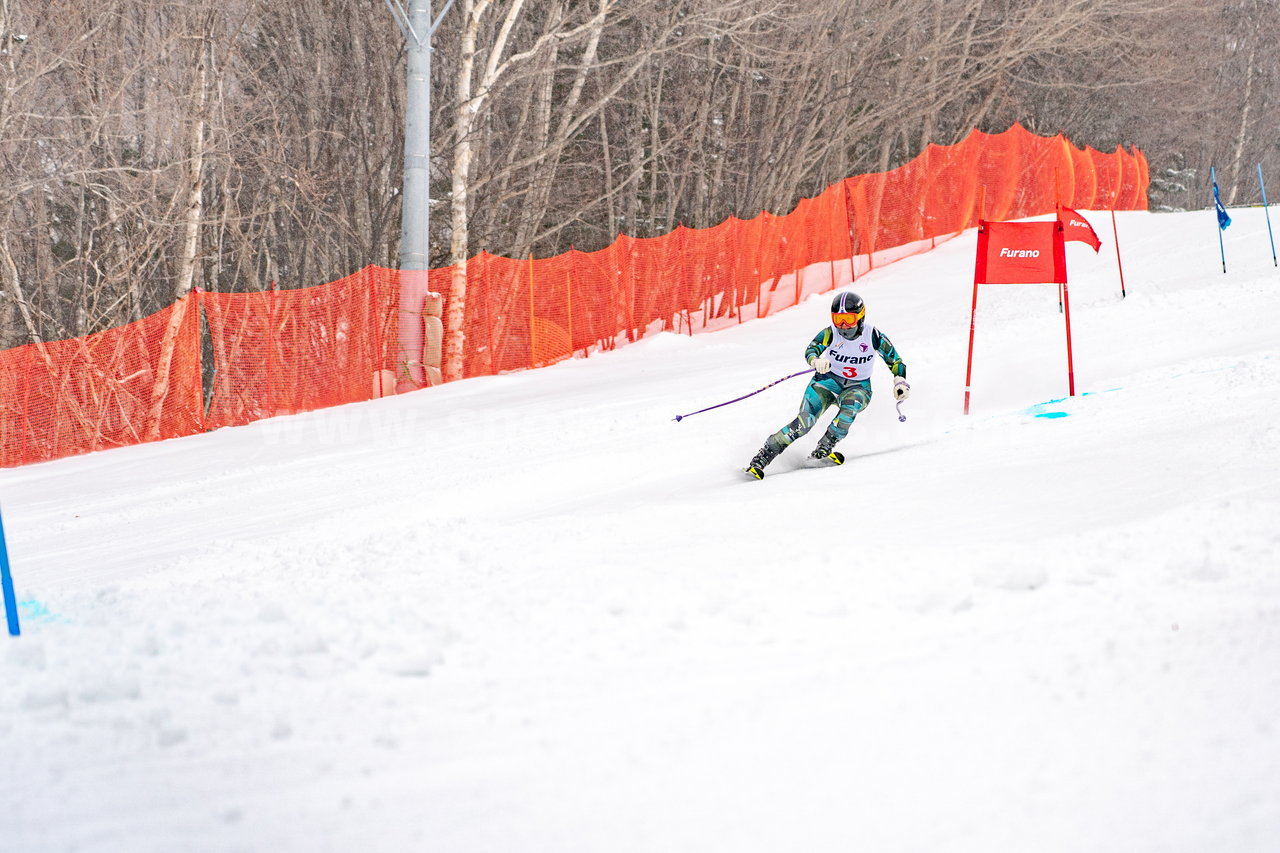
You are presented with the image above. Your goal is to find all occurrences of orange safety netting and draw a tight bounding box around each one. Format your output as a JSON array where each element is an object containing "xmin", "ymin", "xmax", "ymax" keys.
[
  {"xmin": 201, "ymin": 266, "xmax": 407, "ymax": 428},
  {"xmin": 448, "ymin": 125, "xmax": 1146, "ymax": 377},
  {"xmin": 0, "ymin": 297, "xmax": 202, "ymax": 467},
  {"xmin": 0, "ymin": 124, "xmax": 1148, "ymax": 468}
]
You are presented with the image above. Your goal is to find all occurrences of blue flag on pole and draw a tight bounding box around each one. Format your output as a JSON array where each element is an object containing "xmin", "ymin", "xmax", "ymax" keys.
[
  {"xmin": 1211, "ymin": 166, "xmax": 1229, "ymax": 273},
  {"xmin": 1213, "ymin": 174, "xmax": 1232, "ymax": 230}
]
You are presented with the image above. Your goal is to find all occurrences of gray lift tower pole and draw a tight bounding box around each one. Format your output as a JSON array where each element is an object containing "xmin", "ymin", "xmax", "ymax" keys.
[{"xmin": 385, "ymin": 0, "xmax": 454, "ymax": 389}]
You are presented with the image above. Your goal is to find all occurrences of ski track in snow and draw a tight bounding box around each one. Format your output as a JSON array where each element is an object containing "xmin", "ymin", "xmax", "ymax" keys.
[{"xmin": 3, "ymin": 208, "xmax": 1280, "ymax": 853}]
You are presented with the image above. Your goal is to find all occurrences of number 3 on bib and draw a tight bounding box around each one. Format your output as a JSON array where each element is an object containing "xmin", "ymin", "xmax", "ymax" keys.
[{"xmin": 842, "ymin": 366, "xmax": 859, "ymax": 378}]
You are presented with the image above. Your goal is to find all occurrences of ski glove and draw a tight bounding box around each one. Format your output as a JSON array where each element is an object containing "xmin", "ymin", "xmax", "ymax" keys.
[
  {"xmin": 893, "ymin": 376, "xmax": 911, "ymax": 401},
  {"xmin": 810, "ymin": 356, "xmax": 832, "ymax": 374}
]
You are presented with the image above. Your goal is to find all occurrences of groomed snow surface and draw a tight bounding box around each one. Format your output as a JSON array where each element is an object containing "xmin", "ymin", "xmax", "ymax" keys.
[{"xmin": 3, "ymin": 208, "xmax": 1279, "ymax": 853}]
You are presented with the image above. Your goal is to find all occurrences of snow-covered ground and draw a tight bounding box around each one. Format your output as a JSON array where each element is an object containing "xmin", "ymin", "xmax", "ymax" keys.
[{"xmin": 2, "ymin": 207, "xmax": 1278, "ymax": 853}]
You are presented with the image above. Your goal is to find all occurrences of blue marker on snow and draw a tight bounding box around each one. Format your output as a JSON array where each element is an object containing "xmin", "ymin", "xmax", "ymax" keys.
[{"xmin": 1, "ymin": 503, "xmax": 20, "ymax": 636}]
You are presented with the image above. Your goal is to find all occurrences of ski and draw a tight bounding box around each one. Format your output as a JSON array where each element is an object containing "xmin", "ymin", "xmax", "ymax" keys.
[{"xmin": 743, "ymin": 450, "xmax": 843, "ymax": 479}]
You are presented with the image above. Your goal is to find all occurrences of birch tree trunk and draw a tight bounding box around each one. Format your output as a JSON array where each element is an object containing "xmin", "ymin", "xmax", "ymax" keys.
[
  {"xmin": 1, "ymin": 234, "xmax": 42, "ymax": 345},
  {"xmin": 147, "ymin": 23, "xmax": 209, "ymax": 440},
  {"xmin": 445, "ymin": 0, "xmax": 548, "ymax": 381},
  {"xmin": 444, "ymin": 0, "xmax": 490, "ymax": 382},
  {"xmin": 1226, "ymin": 17, "xmax": 1258, "ymax": 205}
]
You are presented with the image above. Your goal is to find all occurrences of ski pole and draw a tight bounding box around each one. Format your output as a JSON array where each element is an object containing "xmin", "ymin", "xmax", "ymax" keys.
[
  {"xmin": 673, "ymin": 368, "xmax": 814, "ymax": 422},
  {"xmin": 895, "ymin": 400, "xmax": 907, "ymax": 422}
]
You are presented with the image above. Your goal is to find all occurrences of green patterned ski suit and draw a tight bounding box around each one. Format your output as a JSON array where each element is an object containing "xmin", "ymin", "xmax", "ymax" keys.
[{"xmin": 760, "ymin": 325, "xmax": 906, "ymax": 457}]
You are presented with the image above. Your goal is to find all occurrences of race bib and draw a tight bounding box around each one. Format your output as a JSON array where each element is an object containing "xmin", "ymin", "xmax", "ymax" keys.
[{"xmin": 821, "ymin": 325, "xmax": 877, "ymax": 381}]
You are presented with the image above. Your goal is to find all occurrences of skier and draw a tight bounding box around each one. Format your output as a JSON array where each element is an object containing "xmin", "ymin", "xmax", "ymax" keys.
[{"xmin": 745, "ymin": 291, "xmax": 908, "ymax": 479}]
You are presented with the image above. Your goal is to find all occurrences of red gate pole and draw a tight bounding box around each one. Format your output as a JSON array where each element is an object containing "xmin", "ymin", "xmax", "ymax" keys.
[
  {"xmin": 963, "ymin": 278, "xmax": 981, "ymax": 415},
  {"xmin": 1110, "ymin": 205, "xmax": 1128, "ymax": 298},
  {"xmin": 964, "ymin": 220, "xmax": 990, "ymax": 415},
  {"xmin": 1062, "ymin": 280, "xmax": 1076, "ymax": 397}
]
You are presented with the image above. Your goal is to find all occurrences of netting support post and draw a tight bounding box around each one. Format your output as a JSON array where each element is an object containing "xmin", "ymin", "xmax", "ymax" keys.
[
  {"xmin": 194, "ymin": 287, "xmax": 207, "ymax": 431},
  {"xmin": 841, "ymin": 179, "xmax": 857, "ymax": 283},
  {"xmin": 528, "ymin": 253, "xmax": 537, "ymax": 370},
  {"xmin": 19, "ymin": 345, "xmax": 34, "ymax": 467},
  {"xmin": 565, "ymin": 251, "xmax": 575, "ymax": 357},
  {"xmin": 267, "ymin": 281, "xmax": 277, "ymax": 419}
]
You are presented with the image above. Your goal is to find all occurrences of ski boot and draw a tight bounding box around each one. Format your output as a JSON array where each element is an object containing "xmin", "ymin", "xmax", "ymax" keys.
[
  {"xmin": 810, "ymin": 435, "xmax": 844, "ymax": 467},
  {"xmin": 744, "ymin": 438, "xmax": 783, "ymax": 480}
]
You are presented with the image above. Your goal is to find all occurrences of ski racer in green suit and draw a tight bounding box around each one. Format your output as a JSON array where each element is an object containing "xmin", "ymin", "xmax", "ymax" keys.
[{"xmin": 745, "ymin": 291, "xmax": 908, "ymax": 479}]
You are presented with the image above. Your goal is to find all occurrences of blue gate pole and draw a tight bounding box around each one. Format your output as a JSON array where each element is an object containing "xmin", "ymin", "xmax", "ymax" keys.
[
  {"xmin": 1212, "ymin": 166, "xmax": 1228, "ymax": 273},
  {"xmin": 1, "ymin": 503, "xmax": 20, "ymax": 637},
  {"xmin": 1259, "ymin": 163, "xmax": 1277, "ymax": 267}
]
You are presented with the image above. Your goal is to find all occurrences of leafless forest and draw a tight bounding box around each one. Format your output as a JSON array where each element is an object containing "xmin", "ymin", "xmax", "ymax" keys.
[{"xmin": 1, "ymin": 0, "xmax": 1275, "ymax": 348}]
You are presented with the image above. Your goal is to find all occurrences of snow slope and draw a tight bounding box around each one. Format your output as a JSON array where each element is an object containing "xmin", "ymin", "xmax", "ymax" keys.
[{"xmin": 2, "ymin": 207, "xmax": 1279, "ymax": 853}]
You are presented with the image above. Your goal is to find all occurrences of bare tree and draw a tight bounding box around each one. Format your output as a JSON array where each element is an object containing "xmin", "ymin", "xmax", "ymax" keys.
[{"xmin": 1, "ymin": 0, "xmax": 1275, "ymax": 364}]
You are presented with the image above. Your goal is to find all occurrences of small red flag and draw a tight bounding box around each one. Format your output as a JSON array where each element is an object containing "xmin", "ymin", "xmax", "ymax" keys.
[{"xmin": 1057, "ymin": 206, "xmax": 1101, "ymax": 252}]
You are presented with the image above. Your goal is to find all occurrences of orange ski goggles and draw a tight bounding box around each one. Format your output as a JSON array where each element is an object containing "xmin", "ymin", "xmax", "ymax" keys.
[{"xmin": 832, "ymin": 309, "xmax": 864, "ymax": 329}]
